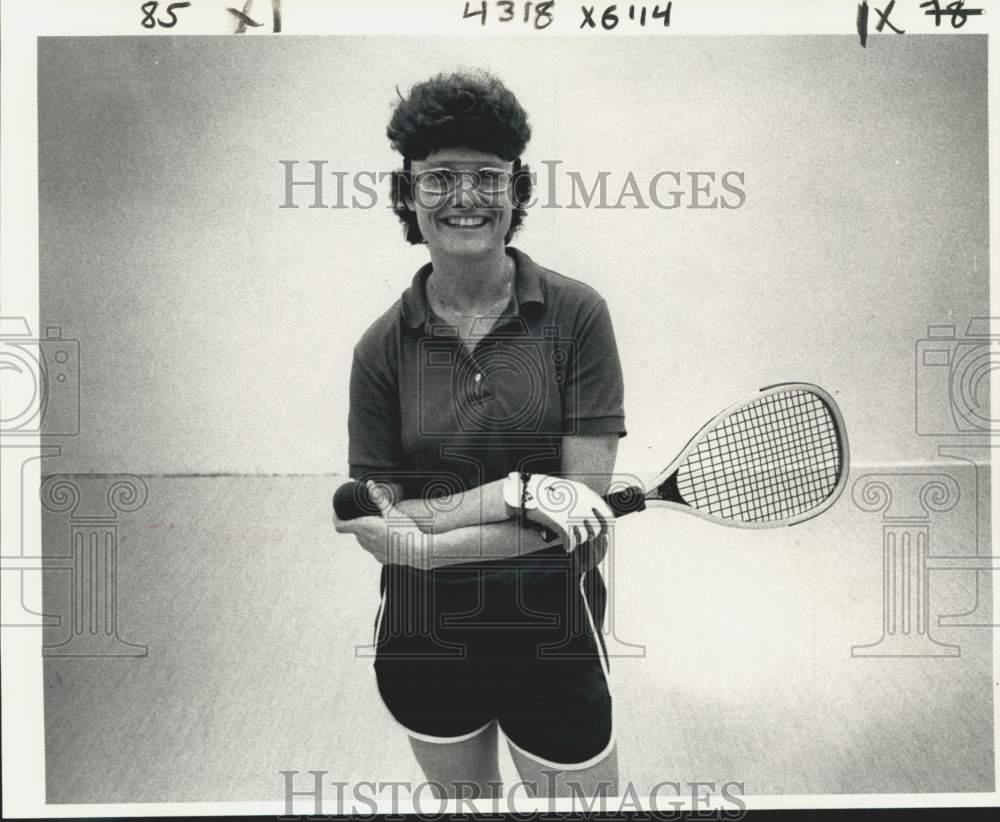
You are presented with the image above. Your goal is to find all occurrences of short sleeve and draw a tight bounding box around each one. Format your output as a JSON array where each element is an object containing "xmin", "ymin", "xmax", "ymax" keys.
[
  {"xmin": 348, "ymin": 350, "xmax": 405, "ymax": 480},
  {"xmin": 562, "ymin": 299, "xmax": 627, "ymax": 437}
]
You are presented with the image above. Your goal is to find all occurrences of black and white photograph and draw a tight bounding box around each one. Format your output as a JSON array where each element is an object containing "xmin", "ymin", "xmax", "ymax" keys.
[{"xmin": 0, "ymin": 0, "xmax": 997, "ymax": 816}]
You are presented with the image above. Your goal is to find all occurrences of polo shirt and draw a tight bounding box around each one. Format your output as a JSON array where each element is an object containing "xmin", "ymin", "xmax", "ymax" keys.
[{"xmin": 348, "ymin": 246, "xmax": 626, "ymax": 575}]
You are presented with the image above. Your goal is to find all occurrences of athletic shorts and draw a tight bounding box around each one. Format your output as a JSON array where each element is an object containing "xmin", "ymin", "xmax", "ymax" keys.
[{"xmin": 371, "ymin": 556, "xmax": 614, "ymax": 767}]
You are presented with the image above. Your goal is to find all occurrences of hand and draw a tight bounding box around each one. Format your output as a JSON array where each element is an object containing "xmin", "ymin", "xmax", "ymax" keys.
[
  {"xmin": 505, "ymin": 473, "xmax": 615, "ymax": 552},
  {"xmin": 574, "ymin": 530, "xmax": 610, "ymax": 570},
  {"xmin": 332, "ymin": 481, "xmax": 432, "ymax": 569}
]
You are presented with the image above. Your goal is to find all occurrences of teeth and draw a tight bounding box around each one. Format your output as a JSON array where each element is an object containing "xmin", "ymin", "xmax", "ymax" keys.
[{"xmin": 444, "ymin": 217, "xmax": 487, "ymax": 227}]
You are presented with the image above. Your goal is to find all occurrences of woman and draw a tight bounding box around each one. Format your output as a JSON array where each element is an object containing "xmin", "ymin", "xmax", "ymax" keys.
[{"xmin": 334, "ymin": 70, "xmax": 627, "ymax": 800}]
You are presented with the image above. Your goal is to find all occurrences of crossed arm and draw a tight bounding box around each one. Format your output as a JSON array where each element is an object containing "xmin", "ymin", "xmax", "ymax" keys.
[{"xmin": 333, "ymin": 433, "xmax": 619, "ymax": 570}]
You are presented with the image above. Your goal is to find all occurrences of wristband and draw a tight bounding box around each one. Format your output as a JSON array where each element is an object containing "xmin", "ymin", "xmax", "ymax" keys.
[
  {"xmin": 502, "ymin": 471, "xmax": 556, "ymax": 542},
  {"xmin": 519, "ymin": 470, "xmax": 531, "ymax": 526},
  {"xmin": 503, "ymin": 470, "xmax": 535, "ymax": 524},
  {"xmin": 502, "ymin": 470, "xmax": 523, "ymax": 513}
]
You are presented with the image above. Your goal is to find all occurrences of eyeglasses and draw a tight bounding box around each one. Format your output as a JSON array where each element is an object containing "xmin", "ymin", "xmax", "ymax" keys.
[{"xmin": 411, "ymin": 167, "xmax": 514, "ymax": 197}]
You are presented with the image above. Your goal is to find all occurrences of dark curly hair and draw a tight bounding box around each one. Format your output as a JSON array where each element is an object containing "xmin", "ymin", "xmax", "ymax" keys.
[{"xmin": 386, "ymin": 71, "xmax": 534, "ymax": 245}]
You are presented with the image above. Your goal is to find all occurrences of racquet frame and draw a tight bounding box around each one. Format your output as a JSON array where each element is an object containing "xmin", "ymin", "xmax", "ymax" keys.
[{"xmin": 607, "ymin": 382, "xmax": 850, "ymax": 529}]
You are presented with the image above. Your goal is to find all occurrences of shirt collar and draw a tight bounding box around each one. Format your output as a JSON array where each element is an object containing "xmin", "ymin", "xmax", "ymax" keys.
[{"xmin": 400, "ymin": 246, "xmax": 545, "ymax": 330}]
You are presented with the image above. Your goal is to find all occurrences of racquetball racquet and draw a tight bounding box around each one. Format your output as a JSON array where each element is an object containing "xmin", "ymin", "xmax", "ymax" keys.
[{"xmin": 333, "ymin": 382, "xmax": 849, "ymax": 529}]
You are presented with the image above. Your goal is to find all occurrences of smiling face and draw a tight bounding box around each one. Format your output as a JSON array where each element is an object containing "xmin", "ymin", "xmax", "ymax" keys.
[{"xmin": 407, "ymin": 147, "xmax": 515, "ymax": 259}]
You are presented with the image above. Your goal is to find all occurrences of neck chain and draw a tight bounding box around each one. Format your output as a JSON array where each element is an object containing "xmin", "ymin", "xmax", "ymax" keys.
[{"xmin": 428, "ymin": 256, "xmax": 514, "ymax": 319}]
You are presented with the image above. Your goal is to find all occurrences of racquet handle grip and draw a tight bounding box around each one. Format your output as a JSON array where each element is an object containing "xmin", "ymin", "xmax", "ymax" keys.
[
  {"xmin": 333, "ymin": 480, "xmax": 649, "ymax": 521},
  {"xmin": 332, "ymin": 480, "xmax": 381, "ymax": 520},
  {"xmin": 603, "ymin": 486, "xmax": 647, "ymax": 517}
]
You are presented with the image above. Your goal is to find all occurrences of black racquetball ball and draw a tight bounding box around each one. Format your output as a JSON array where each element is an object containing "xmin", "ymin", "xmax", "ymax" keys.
[{"xmin": 332, "ymin": 480, "xmax": 381, "ymax": 520}]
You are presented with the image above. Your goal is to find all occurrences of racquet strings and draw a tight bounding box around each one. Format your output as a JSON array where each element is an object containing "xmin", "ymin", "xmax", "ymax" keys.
[{"xmin": 675, "ymin": 389, "xmax": 842, "ymax": 523}]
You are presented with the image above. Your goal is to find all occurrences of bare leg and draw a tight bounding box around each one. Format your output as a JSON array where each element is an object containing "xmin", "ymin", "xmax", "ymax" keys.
[
  {"xmin": 408, "ymin": 720, "xmax": 502, "ymax": 799},
  {"xmin": 508, "ymin": 740, "xmax": 619, "ymax": 799}
]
